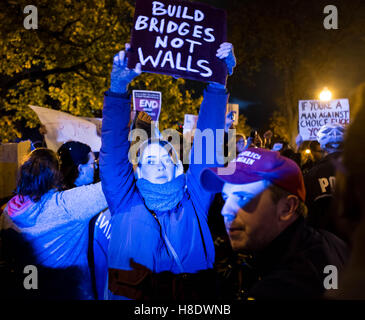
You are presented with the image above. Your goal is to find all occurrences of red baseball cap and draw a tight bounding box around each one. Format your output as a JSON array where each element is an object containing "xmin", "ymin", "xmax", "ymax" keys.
[{"xmin": 200, "ymin": 147, "xmax": 306, "ymax": 202}]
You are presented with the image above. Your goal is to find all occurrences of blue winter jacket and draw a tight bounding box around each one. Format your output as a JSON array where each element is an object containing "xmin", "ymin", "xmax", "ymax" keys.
[{"xmin": 100, "ymin": 85, "xmax": 228, "ymax": 300}]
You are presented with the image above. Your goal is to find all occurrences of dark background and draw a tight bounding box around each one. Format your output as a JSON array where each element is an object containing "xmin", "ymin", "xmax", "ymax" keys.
[{"xmin": 194, "ymin": 0, "xmax": 365, "ymax": 132}]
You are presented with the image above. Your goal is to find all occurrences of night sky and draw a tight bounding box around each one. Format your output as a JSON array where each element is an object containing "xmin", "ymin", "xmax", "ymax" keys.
[{"xmin": 197, "ymin": 0, "xmax": 365, "ymax": 130}]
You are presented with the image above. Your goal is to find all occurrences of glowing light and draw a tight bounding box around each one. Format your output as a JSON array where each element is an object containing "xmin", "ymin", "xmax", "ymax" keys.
[
  {"xmin": 305, "ymin": 149, "xmax": 311, "ymax": 154},
  {"xmin": 319, "ymin": 87, "xmax": 332, "ymax": 101}
]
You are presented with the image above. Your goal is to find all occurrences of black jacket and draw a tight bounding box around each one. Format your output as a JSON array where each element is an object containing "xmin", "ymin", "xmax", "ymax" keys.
[
  {"xmin": 236, "ymin": 217, "xmax": 349, "ymax": 300},
  {"xmin": 304, "ymin": 152, "xmax": 342, "ymax": 235},
  {"xmin": 304, "ymin": 152, "xmax": 341, "ymax": 204}
]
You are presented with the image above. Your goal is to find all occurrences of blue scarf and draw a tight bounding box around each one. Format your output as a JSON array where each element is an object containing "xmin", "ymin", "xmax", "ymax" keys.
[{"xmin": 136, "ymin": 174, "xmax": 186, "ymax": 212}]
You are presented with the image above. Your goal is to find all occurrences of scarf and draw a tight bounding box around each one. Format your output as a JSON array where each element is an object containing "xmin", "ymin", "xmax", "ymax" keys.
[{"xmin": 136, "ymin": 174, "xmax": 186, "ymax": 212}]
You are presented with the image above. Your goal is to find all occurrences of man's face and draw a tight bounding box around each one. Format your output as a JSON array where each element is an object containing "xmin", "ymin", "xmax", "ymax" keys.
[
  {"xmin": 312, "ymin": 145, "xmax": 323, "ymax": 162},
  {"xmin": 236, "ymin": 137, "xmax": 246, "ymax": 154},
  {"xmin": 139, "ymin": 143, "xmax": 176, "ymax": 184},
  {"xmin": 225, "ymin": 111, "xmax": 236, "ymax": 130},
  {"xmin": 221, "ymin": 180, "xmax": 281, "ymax": 252}
]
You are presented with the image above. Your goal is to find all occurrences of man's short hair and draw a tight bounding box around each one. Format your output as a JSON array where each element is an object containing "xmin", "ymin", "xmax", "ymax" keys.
[{"xmin": 268, "ymin": 183, "xmax": 308, "ymax": 218}]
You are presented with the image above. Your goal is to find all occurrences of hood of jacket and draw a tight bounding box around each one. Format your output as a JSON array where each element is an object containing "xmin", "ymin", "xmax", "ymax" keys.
[{"xmin": 5, "ymin": 193, "xmax": 51, "ymax": 228}]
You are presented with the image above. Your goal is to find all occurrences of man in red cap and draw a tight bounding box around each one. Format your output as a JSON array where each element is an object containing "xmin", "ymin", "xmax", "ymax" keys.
[{"xmin": 200, "ymin": 147, "xmax": 349, "ymax": 300}]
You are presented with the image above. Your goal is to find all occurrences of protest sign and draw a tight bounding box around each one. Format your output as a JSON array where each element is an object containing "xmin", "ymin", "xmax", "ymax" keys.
[
  {"xmin": 30, "ymin": 105, "xmax": 101, "ymax": 152},
  {"xmin": 128, "ymin": 0, "xmax": 227, "ymax": 84},
  {"xmin": 226, "ymin": 103, "xmax": 239, "ymax": 126},
  {"xmin": 183, "ymin": 113, "xmax": 198, "ymax": 135},
  {"xmin": 132, "ymin": 90, "xmax": 162, "ymax": 122},
  {"xmin": 0, "ymin": 141, "xmax": 31, "ymax": 198},
  {"xmin": 298, "ymin": 99, "xmax": 350, "ymax": 140},
  {"xmin": 81, "ymin": 117, "xmax": 102, "ymax": 137}
]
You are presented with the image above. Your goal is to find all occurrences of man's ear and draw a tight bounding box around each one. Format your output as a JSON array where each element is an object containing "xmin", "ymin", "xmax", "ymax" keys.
[
  {"xmin": 278, "ymin": 195, "xmax": 299, "ymax": 222},
  {"xmin": 175, "ymin": 160, "xmax": 184, "ymax": 177}
]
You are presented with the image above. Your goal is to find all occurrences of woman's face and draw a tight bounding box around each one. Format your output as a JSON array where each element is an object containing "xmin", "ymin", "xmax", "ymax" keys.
[
  {"xmin": 75, "ymin": 152, "xmax": 95, "ymax": 186},
  {"xmin": 138, "ymin": 143, "xmax": 176, "ymax": 184}
]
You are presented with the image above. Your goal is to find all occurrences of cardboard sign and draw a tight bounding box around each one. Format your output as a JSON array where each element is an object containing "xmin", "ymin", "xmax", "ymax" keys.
[
  {"xmin": 30, "ymin": 105, "xmax": 101, "ymax": 152},
  {"xmin": 226, "ymin": 103, "xmax": 239, "ymax": 126},
  {"xmin": 132, "ymin": 90, "xmax": 162, "ymax": 122},
  {"xmin": 128, "ymin": 0, "xmax": 227, "ymax": 84},
  {"xmin": 298, "ymin": 99, "xmax": 350, "ymax": 140},
  {"xmin": 0, "ymin": 141, "xmax": 31, "ymax": 198},
  {"xmin": 183, "ymin": 113, "xmax": 198, "ymax": 135},
  {"xmin": 81, "ymin": 117, "xmax": 102, "ymax": 137}
]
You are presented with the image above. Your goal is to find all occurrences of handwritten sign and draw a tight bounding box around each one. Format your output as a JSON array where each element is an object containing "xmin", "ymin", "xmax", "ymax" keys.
[
  {"xmin": 128, "ymin": 0, "xmax": 227, "ymax": 84},
  {"xmin": 81, "ymin": 117, "xmax": 102, "ymax": 137},
  {"xmin": 298, "ymin": 99, "xmax": 350, "ymax": 140},
  {"xmin": 132, "ymin": 90, "xmax": 162, "ymax": 122},
  {"xmin": 30, "ymin": 105, "xmax": 101, "ymax": 152}
]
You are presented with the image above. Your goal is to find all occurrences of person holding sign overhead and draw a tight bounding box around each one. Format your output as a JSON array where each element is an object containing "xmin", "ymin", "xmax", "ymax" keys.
[{"xmin": 100, "ymin": 42, "xmax": 235, "ymax": 300}]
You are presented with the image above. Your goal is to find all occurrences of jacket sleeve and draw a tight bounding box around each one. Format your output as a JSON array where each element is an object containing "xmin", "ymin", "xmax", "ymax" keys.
[
  {"xmin": 187, "ymin": 85, "xmax": 229, "ymax": 216},
  {"xmin": 99, "ymin": 91, "xmax": 137, "ymax": 216},
  {"xmin": 57, "ymin": 182, "xmax": 108, "ymax": 221}
]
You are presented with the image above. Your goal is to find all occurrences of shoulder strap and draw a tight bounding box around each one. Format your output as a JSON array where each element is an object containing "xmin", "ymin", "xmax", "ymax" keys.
[
  {"xmin": 160, "ymin": 226, "xmax": 185, "ymax": 273},
  {"xmin": 150, "ymin": 211, "xmax": 185, "ymax": 273},
  {"xmin": 187, "ymin": 190, "xmax": 209, "ymax": 263},
  {"xmin": 137, "ymin": 187, "xmax": 185, "ymax": 273}
]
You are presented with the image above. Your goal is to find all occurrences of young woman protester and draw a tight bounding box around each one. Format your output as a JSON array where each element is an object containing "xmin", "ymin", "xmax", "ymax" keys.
[
  {"xmin": 100, "ymin": 42, "xmax": 236, "ymax": 300},
  {"xmin": 0, "ymin": 148, "xmax": 107, "ymax": 299},
  {"xmin": 57, "ymin": 141, "xmax": 111, "ymax": 300}
]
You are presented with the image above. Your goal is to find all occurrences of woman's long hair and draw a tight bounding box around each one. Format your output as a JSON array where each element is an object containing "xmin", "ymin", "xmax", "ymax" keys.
[{"xmin": 16, "ymin": 148, "xmax": 62, "ymax": 202}]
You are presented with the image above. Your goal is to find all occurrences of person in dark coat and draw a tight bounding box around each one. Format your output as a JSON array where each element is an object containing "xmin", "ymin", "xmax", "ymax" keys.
[
  {"xmin": 326, "ymin": 105, "xmax": 365, "ymax": 300},
  {"xmin": 304, "ymin": 124, "xmax": 346, "ymax": 239},
  {"xmin": 200, "ymin": 147, "xmax": 349, "ymax": 300}
]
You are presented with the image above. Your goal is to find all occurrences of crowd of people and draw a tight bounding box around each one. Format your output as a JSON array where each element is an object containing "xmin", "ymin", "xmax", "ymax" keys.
[{"xmin": 0, "ymin": 42, "xmax": 364, "ymax": 300}]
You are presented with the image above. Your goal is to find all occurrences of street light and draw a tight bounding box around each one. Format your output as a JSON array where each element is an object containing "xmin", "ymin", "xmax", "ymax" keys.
[{"xmin": 319, "ymin": 87, "xmax": 332, "ymax": 101}]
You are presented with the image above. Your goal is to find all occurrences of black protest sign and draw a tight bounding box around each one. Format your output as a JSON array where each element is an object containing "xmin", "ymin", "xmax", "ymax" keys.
[
  {"xmin": 298, "ymin": 99, "xmax": 350, "ymax": 140},
  {"xmin": 128, "ymin": 0, "xmax": 227, "ymax": 84}
]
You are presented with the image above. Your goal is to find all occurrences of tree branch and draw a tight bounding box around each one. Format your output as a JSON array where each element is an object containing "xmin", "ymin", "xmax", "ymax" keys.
[{"xmin": 0, "ymin": 60, "xmax": 91, "ymax": 98}]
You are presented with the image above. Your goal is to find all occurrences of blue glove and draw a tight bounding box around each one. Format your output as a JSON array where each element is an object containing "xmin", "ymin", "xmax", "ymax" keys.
[
  {"xmin": 209, "ymin": 42, "xmax": 236, "ymax": 89},
  {"xmin": 216, "ymin": 42, "xmax": 236, "ymax": 76},
  {"xmin": 110, "ymin": 43, "xmax": 142, "ymax": 94}
]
